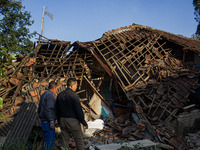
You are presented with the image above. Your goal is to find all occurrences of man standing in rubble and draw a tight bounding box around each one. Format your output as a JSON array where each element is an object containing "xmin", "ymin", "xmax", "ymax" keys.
[
  {"xmin": 56, "ymin": 78, "xmax": 88, "ymax": 150},
  {"xmin": 38, "ymin": 81, "xmax": 58, "ymax": 150}
]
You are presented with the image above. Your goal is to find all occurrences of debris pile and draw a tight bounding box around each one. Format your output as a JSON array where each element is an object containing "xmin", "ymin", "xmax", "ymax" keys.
[
  {"xmin": 1, "ymin": 24, "xmax": 200, "ymax": 149},
  {"xmin": 184, "ymin": 131, "xmax": 200, "ymax": 149}
]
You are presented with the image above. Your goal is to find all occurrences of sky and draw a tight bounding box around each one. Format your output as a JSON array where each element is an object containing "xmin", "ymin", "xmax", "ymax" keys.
[{"xmin": 22, "ymin": 0, "xmax": 198, "ymax": 43}]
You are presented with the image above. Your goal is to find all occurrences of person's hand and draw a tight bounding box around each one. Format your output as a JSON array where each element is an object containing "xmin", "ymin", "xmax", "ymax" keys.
[
  {"xmin": 50, "ymin": 123, "xmax": 55, "ymax": 129},
  {"xmin": 85, "ymin": 124, "xmax": 88, "ymax": 129},
  {"xmin": 55, "ymin": 122, "xmax": 60, "ymax": 127}
]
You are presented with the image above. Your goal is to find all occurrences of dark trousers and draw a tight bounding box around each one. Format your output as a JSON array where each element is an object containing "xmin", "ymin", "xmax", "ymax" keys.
[
  {"xmin": 41, "ymin": 120, "xmax": 55, "ymax": 150},
  {"xmin": 60, "ymin": 118, "xmax": 85, "ymax": 150}
]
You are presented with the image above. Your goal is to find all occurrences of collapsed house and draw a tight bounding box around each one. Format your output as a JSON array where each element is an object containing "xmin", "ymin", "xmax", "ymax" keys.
[{"xmin": 1, "ymin": 24, "xmax": 200, "ymax": 149}]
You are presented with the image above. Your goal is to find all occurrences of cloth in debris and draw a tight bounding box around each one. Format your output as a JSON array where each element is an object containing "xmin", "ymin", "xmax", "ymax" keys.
[
  {"xmin": 83, "ymin": 119, "xmax": 105, "ymax": 138},
  {"xmin": 87, "ymin": 119, "xmax": 104, "ymax": 129}
]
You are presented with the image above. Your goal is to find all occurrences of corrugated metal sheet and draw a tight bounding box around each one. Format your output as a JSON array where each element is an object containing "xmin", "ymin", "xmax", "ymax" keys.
[{"xmin": 5, "ymin": 102, "xmax": 37, "ymax": 144}]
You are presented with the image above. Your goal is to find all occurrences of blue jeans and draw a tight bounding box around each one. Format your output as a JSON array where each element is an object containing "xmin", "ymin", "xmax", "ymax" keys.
[{"xmin": 41, "ymin": 120, "xmax": 55, "ymax": 150}]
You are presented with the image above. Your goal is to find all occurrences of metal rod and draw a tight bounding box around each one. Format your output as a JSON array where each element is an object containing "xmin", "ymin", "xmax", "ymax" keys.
[{"xmin": 40, "ymin": 6, "xmax": 45, "ymax": 37}]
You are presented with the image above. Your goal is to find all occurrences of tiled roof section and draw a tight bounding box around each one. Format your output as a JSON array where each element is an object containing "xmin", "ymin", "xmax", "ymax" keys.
[
  {"xmin": 104, "ymin": 25, "xmax": 136, "ymax": 35},
  {"xmin": 103, "ymin": 24, "xmax": 200, "ymax": 52}
]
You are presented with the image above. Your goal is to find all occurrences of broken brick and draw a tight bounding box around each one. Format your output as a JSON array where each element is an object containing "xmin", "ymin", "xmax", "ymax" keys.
[
  {"xmin": 41, "ymin": 81, "xmax": 48, "ymax": 87},
  {"xmin": 32, "ymin": 96, "xmax": 39, "ymax": 103},
  {"xmin": 15, "ymin": 96, "xmax": 24, "ymax": 106},
  {"xmin": 33, "ymin": 82, "xmax": 40, "ymax": 88},
  {"xmin": 29, "ymin": 90, "xmax": 37, "ymax": 97},
  {"xmin": 25, "ymin": 58, "xmax": 36, "ymax": 66},
  {"xmin": 9, "ymin": 78, "xmax": 19, "ymax": 85},
  {"xmin": 16, "ymin": 72, "xmax": 23, "ymax": 79}
]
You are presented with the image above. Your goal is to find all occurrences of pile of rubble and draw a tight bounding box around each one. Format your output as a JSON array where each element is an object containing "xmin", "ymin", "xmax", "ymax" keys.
[
  {"xmin": 184, "ymin": 131, "xmax": 200, "ymax": 149},
  {"xmin": 1, "ymin": 24, "xmax": 200, "ymax": 149}
]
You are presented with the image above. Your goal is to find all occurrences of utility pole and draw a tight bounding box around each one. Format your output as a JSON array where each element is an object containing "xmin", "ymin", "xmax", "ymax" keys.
[
  {"xmin": 41, "ymin": 6, "xmax": 45, "ymax": 37},
  {"xmin": 39, "ymin": 6, "xmax": 53, "ymax": 41}
]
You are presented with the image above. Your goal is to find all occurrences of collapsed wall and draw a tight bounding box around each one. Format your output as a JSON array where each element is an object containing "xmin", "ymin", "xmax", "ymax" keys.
[{"xmin": 1, "ymin": 24, "xmax": 200, "ymax": 149}]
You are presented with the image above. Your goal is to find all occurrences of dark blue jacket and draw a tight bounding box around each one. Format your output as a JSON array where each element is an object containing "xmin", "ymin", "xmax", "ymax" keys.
[
  {"xmin": 56, "ymin": 88, "xmax": 87, "ymax": 126},
  {"xmin": 38, "ymin": 90, "xmax": 57, "ymax": 122}
]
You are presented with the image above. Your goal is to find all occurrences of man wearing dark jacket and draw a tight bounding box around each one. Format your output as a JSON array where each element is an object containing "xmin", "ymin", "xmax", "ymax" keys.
[
  {"xmin": 38, "ymin": 81, "xmax": 58, "ymax": 150},
  {"xmin": 56, "ymin": 78, "xmax": 88, "ymax": 150}
]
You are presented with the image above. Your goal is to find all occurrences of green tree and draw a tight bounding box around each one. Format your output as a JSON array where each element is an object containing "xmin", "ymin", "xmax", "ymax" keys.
[
  {"xmin": 0, "ymin": 0, "xmax": 36, "ymax": 54},
  {"xmin": 0, "ymin": 47, "xmax": 16, "ymax": 80},
  {"xmin": 193, "ymin": 0, "xmax": 200, "ymax": 39},
  {"xmin": 0, "ymin": 47, "xmax": 16, "ymax": 117}
]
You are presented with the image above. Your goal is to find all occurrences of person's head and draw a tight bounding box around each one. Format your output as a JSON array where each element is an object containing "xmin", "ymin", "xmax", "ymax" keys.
[
  {"xmin": 67, "ymin": 78, "xmax": 78, "ymax": 91},
  {"xmin": 48, "ymin": 81, "xmax": 58, "ymax": 93}
]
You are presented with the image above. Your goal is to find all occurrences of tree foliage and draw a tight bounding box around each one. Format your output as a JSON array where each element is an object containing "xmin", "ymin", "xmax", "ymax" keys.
[
  {"xmin": 0, "ymin": 47, "xmax": 16, "ymax": 80},
  {"xmin": 0, "ymin": 0, "xmax": 36, "ymax": 54},
  {"xmin": 193, "ymin": 0, "xmax": 200, "ymax": 38}
]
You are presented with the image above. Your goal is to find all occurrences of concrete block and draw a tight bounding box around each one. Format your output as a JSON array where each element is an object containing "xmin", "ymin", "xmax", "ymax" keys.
[{"xmin": 95, "ymin": 139, "xmax": 158, "ymax": 150}]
